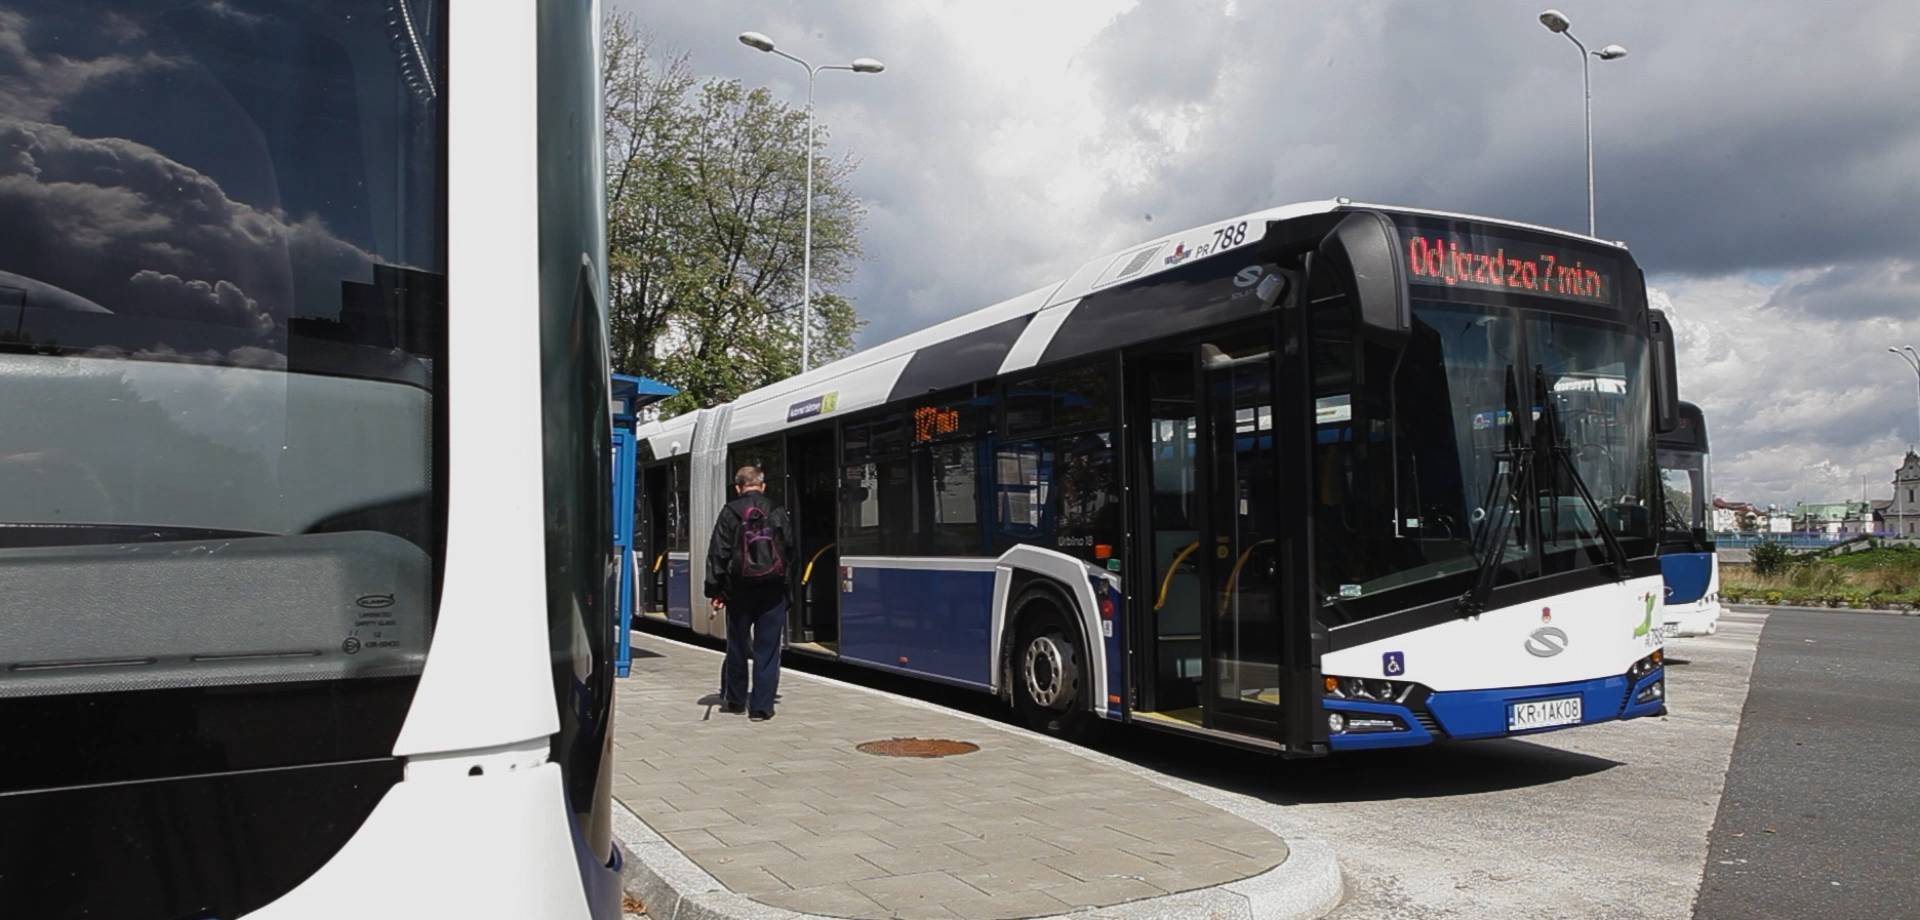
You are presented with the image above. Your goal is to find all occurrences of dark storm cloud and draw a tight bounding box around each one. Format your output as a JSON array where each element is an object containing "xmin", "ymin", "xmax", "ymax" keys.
[
  {"xmin": 1762, "ymin": 261, "xmax": 1920, "ymax": 321},
  {"xmin": 1071, "ymin": 1, "xmax": 1920, "ymax": 279}
]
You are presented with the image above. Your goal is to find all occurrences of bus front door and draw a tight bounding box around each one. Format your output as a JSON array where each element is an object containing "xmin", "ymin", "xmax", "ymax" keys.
[{"xmin": 1134, "ymin": 332, "xmax": 1299, "ymax": 747}]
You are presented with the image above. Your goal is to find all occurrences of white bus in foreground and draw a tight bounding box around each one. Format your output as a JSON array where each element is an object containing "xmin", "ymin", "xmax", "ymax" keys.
[
  {"xmin": 633, "ymin": 201, "xmax": 1678, "ymax": 755},
  {"xmin": 1, "ymin": 1, "xmax": 623, "ymax": 915}
]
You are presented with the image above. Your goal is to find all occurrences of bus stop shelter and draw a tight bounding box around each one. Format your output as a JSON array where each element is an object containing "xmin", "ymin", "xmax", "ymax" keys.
[{"xmin": 612, "ymin": 373, "xmax": 676, "ymax": 676}]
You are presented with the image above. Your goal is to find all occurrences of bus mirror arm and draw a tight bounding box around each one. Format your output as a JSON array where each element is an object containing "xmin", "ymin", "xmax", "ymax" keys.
[{"xmin": 1313, "ymin": 211, "xmax": 1411, "ymax": 339}]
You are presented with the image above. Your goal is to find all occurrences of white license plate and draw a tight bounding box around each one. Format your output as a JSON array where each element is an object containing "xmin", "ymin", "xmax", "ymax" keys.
[
  {"xmin": 1508, "ymin": 696, "xmax": 1583, "ymax": 732},
  {"xmin": 1661, "ymin": 624, "xmax": 1681, "ymax": 638}
]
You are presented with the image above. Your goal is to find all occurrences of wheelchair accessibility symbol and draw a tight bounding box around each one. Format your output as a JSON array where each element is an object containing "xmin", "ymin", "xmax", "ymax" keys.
[{"xmin": 1383, "ymin": 651, "xmax": 1405, "ymax": 676}]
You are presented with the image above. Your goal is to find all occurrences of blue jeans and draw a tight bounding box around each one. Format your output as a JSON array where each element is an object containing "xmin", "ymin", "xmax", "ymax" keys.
[{"xmin": 721, "ymin": 595, "xmax": 786, "ymax": 713}]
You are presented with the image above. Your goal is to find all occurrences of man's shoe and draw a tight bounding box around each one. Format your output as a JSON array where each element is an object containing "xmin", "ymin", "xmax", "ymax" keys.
[
  {"xmin": 749, "ymin": 710, "xmax": 774, "ymax": 722},
  {"xmin": 720, "ymin": 702, "xmax": 745, "ymax": 714}
]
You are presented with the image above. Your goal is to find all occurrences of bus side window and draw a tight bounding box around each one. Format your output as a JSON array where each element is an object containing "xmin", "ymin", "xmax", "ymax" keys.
[{"xmin": 993, "ymin": 441, "xmax": 1053, "ymax": 551}]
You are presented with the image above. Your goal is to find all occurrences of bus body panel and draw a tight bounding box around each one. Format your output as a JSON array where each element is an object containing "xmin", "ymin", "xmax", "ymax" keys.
[
  {"xmin": 1322, "ymin": 575, "xmax": 1664, "ymax": 691},
  {"xmin": 246, "ymin": 762, "xmax": 606, "ymax": 919},
  {"xmin": 840, "ymin": 556, "xmax": 999, "ymax": 689},
  {"xmin": 1661, "ymin": 552, "xmax": 1723, "ymax": 637}
]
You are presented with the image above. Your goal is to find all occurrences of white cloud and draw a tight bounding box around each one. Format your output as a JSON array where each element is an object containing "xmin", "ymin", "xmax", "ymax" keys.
[{"xmin": 1654, "ymin": 271, "xmax": 1920, "ymax": 507}]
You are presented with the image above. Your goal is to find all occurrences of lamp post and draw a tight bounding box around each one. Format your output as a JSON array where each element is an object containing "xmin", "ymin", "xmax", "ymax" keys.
[
  {"xmin": 738, "ymin": 31, "xmax": 884, "ymax": 373},
  {"xmin": 1538, "ymin": 10, "xmax": 1627, "ymax": 237}
]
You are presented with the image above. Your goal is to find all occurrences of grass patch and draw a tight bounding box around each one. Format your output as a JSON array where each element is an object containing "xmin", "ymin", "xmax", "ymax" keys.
[{"xmin": 1722, "ymin": 545, "xmax": 1920, "ymax": 609}]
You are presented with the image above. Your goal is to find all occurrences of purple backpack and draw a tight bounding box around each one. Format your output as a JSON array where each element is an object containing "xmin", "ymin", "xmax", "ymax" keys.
[{"xmin": 733, "ymin": 500, "xmax": 786, "ymax": 584}]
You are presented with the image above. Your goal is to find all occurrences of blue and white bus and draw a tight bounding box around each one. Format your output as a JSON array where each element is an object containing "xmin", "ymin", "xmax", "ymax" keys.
[
  {"xmin": 1658, "ymin": 402, "xmax": 1722, "ymax": 637},
  {"xmin": 633, "ymin": 201, "xmax": 1677, "ymax": 754},
  {"xmin": 2, "ymin": 2, "xmax": 624, "ymax": 915}
]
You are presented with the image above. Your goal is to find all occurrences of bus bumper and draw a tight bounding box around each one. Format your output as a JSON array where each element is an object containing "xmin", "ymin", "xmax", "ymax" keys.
[{"xmin": 1326, "ymin": 667, "xmax": 1667, "ymax": 751}]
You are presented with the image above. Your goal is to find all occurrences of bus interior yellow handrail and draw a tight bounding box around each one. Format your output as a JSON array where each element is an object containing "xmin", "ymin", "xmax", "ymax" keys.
[
  {"xmin": 801, "ymin": 543, "xmax": 837, "ymax": 585},
  {"xmin": 1219, "ymin": 538, "xmax": 1278, "ymax": 608},
  {"xmin": 651, "ymin": 553, "xmax": 666, "ymax": 573},
  {"xmin": 1154, "ymin": 541, "xmax": 1202, "ymax": 611}
]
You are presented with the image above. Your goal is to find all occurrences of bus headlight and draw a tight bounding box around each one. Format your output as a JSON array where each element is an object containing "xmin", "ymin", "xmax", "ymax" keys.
[
  {"xmin": 1635, "ymin": 679, "xmax": 1665, "ymax": 704},
  {"xmin": 1324, "ymin": 675, "xmax": 1420, "ymax": 704},
  {"xmin": 1328, "ymin": 712, "xmax": 1346, "ymax": 733},
  {"xmin": 1627, "ymin": 650, "xmax": 1663, "ymax": 681}
]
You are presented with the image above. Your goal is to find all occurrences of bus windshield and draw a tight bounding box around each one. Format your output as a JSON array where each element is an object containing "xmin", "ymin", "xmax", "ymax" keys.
[
  {"xmin": 0, "ymin": 0, "xmax": 444, "ymax": 702},
  {"xmin": 1313, "ymin": 291, "xmax": 1656, "ymax": 621},
  {"xmin": 1660, "ymin": 447, "xmax": 1711, "ymax": 544}
]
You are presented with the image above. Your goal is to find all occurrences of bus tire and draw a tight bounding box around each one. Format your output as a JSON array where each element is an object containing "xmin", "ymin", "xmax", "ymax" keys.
[{"xmin": 1010, "ymin": 596, "xmax": 1091, "ymax": 740}]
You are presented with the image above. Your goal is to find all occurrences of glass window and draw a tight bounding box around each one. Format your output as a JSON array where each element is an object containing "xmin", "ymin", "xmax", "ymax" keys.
[
  {"xmin": 727, "ymin": 438, "xmax": 785, "ymax": 503},
  {"xmin": 925, "ymin": 441, "xmax": 982, "ymax": 555},
  {"xmin": 1530, "ymin": 313, "xmax": 1656, "ymax": 568},
  {"xmin": 1056, "ymin": 432, "xmax": 1121, "ymax": 561},
  {"xmin": 994, "ymin": 441, "xmax": 1053, "ymax": 550},
  {"xmin": 670, "ymin": 457, "xmax": 691, "ymax": 552},
  {"xmin": 840, "ymin": 462, "xmax": 880, "ymax": 555},
  {"xmin": 1006, "ymin": 363, "xmax": 1113, "ymax": 436},
  {"xmin": 1, "ymin": 0, "xmax": 445, "ymax": 702}
]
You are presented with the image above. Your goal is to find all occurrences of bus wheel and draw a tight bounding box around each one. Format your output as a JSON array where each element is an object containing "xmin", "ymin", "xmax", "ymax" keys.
[{"xmin": 1012, "ymin": 602, "xmax": 1089, "ymax": 738}]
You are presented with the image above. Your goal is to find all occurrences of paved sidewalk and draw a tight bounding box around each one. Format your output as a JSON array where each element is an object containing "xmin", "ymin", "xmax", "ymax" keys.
[{"xmin": 609, "ymin": 632, "xmax": 1341, "ymax": 920}]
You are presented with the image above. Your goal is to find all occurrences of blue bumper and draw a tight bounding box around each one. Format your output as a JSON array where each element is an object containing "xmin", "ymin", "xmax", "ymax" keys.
[{"xmin": 1326, "ymin": 668, "xmax": 1666, "ymax": 751}]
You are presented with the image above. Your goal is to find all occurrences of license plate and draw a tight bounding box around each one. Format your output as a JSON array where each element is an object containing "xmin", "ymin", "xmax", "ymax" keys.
[
  {"xmin": 1508, "ymin": 696, "xmax": 1582, "ymax": 732},
  {"xmin": 1662, "ymin": 624, "xmax": 1680, "ymax": 638}
]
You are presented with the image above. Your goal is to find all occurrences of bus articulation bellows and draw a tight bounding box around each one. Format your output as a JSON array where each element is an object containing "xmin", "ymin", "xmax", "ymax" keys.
[
  {"xmin": 630, "ymin": 200, "xmax": 1681, "ymax": 755},
  {"xmin": 1, "ymin": 2, "xmax": 624, "ymax": 916}
]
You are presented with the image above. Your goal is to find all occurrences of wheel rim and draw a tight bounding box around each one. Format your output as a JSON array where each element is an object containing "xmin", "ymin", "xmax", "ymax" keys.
[{"xmin": 1022, "ymin": 633, "xmax": 1075, "ymax": 710}]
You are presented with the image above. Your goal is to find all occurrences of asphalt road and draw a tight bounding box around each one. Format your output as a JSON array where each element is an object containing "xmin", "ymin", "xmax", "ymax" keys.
[
  {"xmin": 1692, "ymin": 608, "xmax": 1920, "ymax": 920},
  {"xmin": 1081, "ymin": 611, "xmax": 1769, "ymax": 920}
]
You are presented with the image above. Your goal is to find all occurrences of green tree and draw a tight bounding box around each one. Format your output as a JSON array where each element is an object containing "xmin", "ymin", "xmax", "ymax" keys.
[
  {"xmin": 1750, "ymin": 540, "xmax": 1791, "ymax": 576},
  {"xmin": 602, "ymin": 15, "xmax": 865, "ymax": 415}
]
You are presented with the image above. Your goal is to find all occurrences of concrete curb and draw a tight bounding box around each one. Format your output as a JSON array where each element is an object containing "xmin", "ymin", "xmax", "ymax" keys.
[{"xmin": 613, "ymin": 632, "xmax": 1343, "ymax": 920}]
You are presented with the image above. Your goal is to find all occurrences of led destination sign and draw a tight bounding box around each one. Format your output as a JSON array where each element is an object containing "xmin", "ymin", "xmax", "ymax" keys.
[{"xmin": 1404, "ymin": 231, "xmax": 1616, "ymax": 306}]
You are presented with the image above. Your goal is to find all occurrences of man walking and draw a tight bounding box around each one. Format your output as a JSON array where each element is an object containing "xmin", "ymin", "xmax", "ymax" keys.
[{"xmin": 705, "ymin": 465, "xmax": 795, "ymax": 721}]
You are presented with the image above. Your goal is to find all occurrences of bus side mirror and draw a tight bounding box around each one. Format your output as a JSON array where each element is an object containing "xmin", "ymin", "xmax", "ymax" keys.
[
  {"xmin": 1314, "ymin": 210, "xmax": 1410, "ymax": 338},
  {"xmin": 1649, "ymin": 309, "xmax": 1681, "ymax": 433}
]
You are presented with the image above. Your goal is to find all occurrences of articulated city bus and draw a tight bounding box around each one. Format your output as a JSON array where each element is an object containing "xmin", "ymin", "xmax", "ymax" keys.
[
  {"xmin": 632, "ymin": 200, "xmax": 1679, "ymax": 755},
  {"xmin": 1658, "ymin": 402, "xmax": 1722, "ymax": 636},
  {"xmin": 1, "ymin": 2, "xmax": 623, "ymax": 916}
]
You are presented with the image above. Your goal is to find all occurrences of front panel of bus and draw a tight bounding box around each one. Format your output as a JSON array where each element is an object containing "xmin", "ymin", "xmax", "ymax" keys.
[{"xmin": 1307, "ymin": 210, "xmax": 1668, "ymax": 747}]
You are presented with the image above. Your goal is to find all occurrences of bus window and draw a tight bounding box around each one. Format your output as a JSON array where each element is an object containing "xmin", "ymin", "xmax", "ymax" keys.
[
  {"xmin": 1005, "ymin": 363, "xmax": 1114, "ymax": 437},
  {"xmin": 924, "ymin": 440, "xmax": 982, "ymax": 555},
  {"xmin": 993, "ymin": 442, "xmax": 1053, "ymax": 550},
  {"xmin": 1056, "ymin": 432, "xmax": 1122, "ymax": 562}
]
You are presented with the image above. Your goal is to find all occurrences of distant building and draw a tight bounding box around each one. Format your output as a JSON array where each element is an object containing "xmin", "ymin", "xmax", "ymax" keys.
[
  {"xmin": 1888, "ymin": 450, "xmax": 1920, "ymax": 537},
  {"xmin": 1792, "ymin": 501, "xmax": 1873, "ymax": 536}
]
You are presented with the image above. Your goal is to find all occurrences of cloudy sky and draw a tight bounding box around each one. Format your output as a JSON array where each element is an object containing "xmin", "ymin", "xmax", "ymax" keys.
[{"xmin": 618, "ymin": 0, "xmax": 1920, "ymax": 508}]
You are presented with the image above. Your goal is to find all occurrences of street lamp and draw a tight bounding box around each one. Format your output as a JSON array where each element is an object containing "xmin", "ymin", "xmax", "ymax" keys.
[
  {"xmin": 1538, "ymin": 10, "xmax": 1627, "ymax": 237},
  {"xmin": 737, "ymin": 31, "xmax": 885, "ymax": 373}
]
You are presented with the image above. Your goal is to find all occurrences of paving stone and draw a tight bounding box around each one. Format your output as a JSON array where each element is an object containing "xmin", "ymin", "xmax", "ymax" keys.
[
  {"xmin": 761, "ymin": 853, "xmax": 892, "ymax": 889},
  {"xmin": 610, "ymin": 633, "xmax": 1302, "ymax": 920},
  {"xmin": 756, "ymin": 883, "xmax": 889, "ymax": 917},
  {"xmin": 933, "ymin": 889, "xmax": 1074, "ymax": 920},
  {"xmin": 850, "ymin": 870, "xmax": 991, "ymax": 911}
]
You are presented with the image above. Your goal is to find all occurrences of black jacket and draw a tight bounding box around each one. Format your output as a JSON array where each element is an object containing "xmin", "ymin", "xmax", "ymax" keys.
[{"xmin": 704, "ymin": 491, "xmax": 795, "ymax": 606}]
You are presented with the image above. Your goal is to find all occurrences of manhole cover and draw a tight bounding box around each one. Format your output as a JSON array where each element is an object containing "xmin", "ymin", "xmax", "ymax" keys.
[{"xmin": 855, "ymin": 738, "xmax": 979, "ymax": 758}]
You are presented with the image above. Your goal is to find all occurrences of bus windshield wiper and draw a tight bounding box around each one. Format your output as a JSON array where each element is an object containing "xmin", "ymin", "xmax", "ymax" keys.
[
  {"xmin": 1456, "ymin": 365, "xmax": 1530, "ymax": 617},
  {"xmin": 1535, "ymin": 367, "xmax": 1630, "ymax": 579}
]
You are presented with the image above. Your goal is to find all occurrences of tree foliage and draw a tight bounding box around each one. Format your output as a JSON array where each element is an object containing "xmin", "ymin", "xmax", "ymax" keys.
[{"xmin": 603, "ymin": 15, "xmax": 866, "ymax": 416}]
